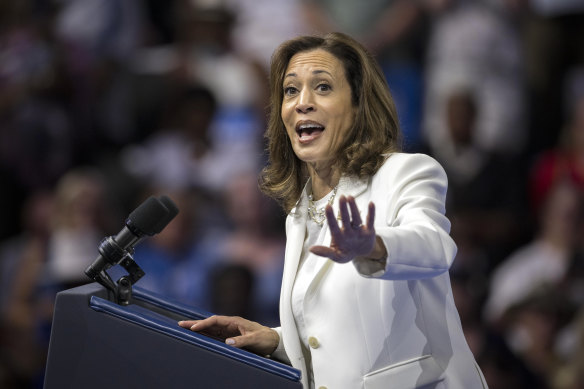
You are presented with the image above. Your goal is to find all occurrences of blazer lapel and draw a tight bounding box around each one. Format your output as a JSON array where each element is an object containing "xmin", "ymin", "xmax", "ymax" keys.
[
  {"xmin": 278, "ymin": 190, "xmax": 308, "ymax": 368},
  {"xmin": 281, "ymin": 205, "xmax": 306, "ymax": 306},
  {"xmin": 278, "ymin": 175, "xmax": 370, "ymax": 380},
  {"xmin": 281, "ymin": 175, "xmax": 369, "ymax": 304}
]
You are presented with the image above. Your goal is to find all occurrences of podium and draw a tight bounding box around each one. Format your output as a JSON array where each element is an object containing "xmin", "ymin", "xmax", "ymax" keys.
[{"xmin": 44, "ymin": 283, "xmax": 302, "ymax": 388}]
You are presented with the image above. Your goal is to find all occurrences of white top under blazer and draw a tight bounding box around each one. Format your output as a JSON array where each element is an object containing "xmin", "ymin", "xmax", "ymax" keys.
[{"xmin": 272, "ymin": 153, "xmax": 488, "ymax": 389}]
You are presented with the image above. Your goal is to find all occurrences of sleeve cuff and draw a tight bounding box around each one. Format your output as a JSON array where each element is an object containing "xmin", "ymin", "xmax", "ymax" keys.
[
  {"xmin": 269, "ymin": 326, "xmax": 290, "ymax": 363},
  {"xmin": 353, "ymin": 255, "xmax": 387, "ymax": 277}
]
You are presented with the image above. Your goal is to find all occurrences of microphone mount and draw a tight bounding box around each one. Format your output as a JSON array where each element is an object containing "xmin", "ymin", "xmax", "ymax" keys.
[
  {"xmin": 85, "ymin": 195, "xmax": 179, "ymax": 305},
  {"xmin": 92, "ymin": 236, "xmax": 145, "ymax": 306}
]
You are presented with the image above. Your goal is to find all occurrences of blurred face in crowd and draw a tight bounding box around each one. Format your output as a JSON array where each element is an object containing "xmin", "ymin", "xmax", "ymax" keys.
[
  {"xmin": 541, "ymin": 181, "xmax": 583, "ymax": 247},
  {"xmin": 446, "ymin": 91, "xmax": 476, "ymax": 146},
  {"xmin": 281, "ymin": 49, "xmax": 356, "ymax": 169}
]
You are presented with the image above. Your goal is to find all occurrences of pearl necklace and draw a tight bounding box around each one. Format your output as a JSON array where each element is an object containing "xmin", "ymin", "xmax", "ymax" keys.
[{"xmin": 307, "ymin": 186, "xmax": 338, "ymax": 226}]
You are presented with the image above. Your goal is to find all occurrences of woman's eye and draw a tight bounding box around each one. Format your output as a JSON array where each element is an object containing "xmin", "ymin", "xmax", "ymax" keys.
[
  {"xmin": 284, "ymin": 86, "xmax": 297, "ymax": 96},
  {"xmin": 317, "ymin": 83, "xmax": 331, "ymax": 92}
]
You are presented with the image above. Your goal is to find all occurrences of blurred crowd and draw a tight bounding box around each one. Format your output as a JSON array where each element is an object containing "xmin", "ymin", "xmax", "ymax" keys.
[{"xmin": 0, "ymin": 0, "xmax": 583, "ymax": 388}]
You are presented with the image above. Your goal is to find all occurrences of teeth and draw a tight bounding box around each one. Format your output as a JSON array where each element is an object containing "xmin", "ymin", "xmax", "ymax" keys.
[{"xmin": 298, "ymin": 123, "xmax": 324, "ymax": 130}]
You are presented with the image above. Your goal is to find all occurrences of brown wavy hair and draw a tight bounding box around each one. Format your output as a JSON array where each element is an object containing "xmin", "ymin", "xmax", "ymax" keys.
[{"xmin": 259, "ymin": 32, "xmax": 402, "ymax": 213}]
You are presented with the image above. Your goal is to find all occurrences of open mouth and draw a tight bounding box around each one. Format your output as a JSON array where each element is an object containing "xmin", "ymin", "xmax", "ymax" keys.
[{"xmin": 296, "ymin": 120, "xmax": 325, "ymax": 142}]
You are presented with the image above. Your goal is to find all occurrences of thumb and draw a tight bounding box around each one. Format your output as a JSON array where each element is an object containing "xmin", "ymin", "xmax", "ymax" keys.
[
  {"xmin": 309, "ymin": 245, "xmax": 334, "ymax": 258},
  {"xmin": 225, "ymin": 333, "xmax": 252, "ymax": 348}
]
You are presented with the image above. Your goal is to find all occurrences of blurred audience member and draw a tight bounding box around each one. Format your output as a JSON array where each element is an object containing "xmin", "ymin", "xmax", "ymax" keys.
[
  {"xmin": 0, "ymin": 191, "xmax": 53, "ymax": 389},
  {"xmin": 224, "ymin": 0, "xmax": 309, "ymax": 69},
  {"xmin": 424, "ymin": 87, "xmax": 528, "ymax": 267},
  {"xmin": 485, "ymin": 180, "xmax": 583, "ymax": 324},
  {"xmin": 0, "ymin": 1, "xmax": 74, "ymax": 242},
  {"xmin": 0, "ymin": 167, "xmax": 115, "ymax": 387},
  {"xmin": 43, "ymin": 168, "xmax": 116, "ymax": 288},
  {"xmin": 130, "ymin": 0, "xmax": 265, "ymax": 169},
  {"xmin": 530, "ymin": 91, "xmax": 584, "ymax": 213},
  {"xmin": 0, "ymin": 167, "xmax": 116, "ymax": 388},
  {"xmin": 516, "ymin": 0, "xmax": 584, "ymax": 155},
  {"xmin": 483, "ymin": 181, "xmax": 583, "ymax": 388},
  {"xmin": 209, "ymin": 263, "xmax": 256, "ymax": 319},
  {"xmin": 497, "ymin": 286, "xmax": 574, "ymax": 389},
  {"xmin": 451, "ymin": 269, "xmax": 547, "ymax": 389},
  {"xmin": 423, "ymin": 0, "xmax": 525, "ymax": 156},
  {"xmin": 301, "ymin": 0, "xmax": 428, "ymax": 150},
  {"xmin": 120, "ymin": 85, "xmax": 227, "ymax": 191},
  {"xmin": 214, "ymin": 171, "xmax": 286, "ymax": 326},
  {"xmin": 53, "ymin": 0, "xmax": 147, "ymax": 149},
  {"xmin": 0, "ymin": 192, "xmax": 53, "ymax": 322},
  {"xmin": 300, "ymin": 0, "xmax": 427, "ymax": 65}
]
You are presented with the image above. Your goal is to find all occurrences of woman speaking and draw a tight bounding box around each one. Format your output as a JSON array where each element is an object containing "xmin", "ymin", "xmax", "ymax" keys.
[{"xmin": 179, "ymin": 32, "xmax": 488, "ymax": 389}]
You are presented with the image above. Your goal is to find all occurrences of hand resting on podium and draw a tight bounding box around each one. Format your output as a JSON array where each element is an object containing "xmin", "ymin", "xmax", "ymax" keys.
[{"xmin": 178, "ymin": 315, "xmax": 279, "ymax": 357}]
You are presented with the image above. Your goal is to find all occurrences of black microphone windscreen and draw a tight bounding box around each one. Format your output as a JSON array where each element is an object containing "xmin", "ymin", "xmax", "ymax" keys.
[
  {"xmin": 152, "ymin": 195, "xmax": 179, "ymax": 233},
  {"xmin": 128, "ymin": 196, "xmax": 171, "ymax": 236},
  {"xmin": 159, "ymin": 195, "xmax": 179, "ymax": 218}
]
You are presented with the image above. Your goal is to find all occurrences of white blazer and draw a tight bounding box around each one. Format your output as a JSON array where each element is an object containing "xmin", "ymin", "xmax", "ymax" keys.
[{"xmin": 272, "ymin": 153, "xmax": 488, "ymax": 389}]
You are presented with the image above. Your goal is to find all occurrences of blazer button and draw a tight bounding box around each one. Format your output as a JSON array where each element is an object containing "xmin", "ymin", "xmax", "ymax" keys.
[{"xmin": 308, "ymin": 336, "xmax": 320, "ymax": 349}]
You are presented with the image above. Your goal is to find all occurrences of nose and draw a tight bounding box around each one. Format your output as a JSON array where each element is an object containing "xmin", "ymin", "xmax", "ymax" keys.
[{"xmin": 296, "ymin": 90, "xmax": 315, "ymax": 114}]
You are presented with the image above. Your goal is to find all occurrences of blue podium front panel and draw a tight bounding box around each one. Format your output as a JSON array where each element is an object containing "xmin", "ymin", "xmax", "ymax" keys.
[{"xmin": 44, "ymin": 283, "xmax": 302, "ymax": 389}]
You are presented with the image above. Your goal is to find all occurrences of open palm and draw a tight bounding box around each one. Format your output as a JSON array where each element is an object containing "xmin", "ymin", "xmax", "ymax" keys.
[{"xmin": 310, "ymin": 195, "xmax": 377, "ymax": 263}]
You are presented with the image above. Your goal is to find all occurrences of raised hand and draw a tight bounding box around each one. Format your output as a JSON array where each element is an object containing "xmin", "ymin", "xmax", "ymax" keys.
[
  {"xmin": 178, "ymin": 315, "xmax": 279, "ymax": 356},
  {"xmin": 310, "ymin": 195, "xmax": 381, "ymax": 264}
]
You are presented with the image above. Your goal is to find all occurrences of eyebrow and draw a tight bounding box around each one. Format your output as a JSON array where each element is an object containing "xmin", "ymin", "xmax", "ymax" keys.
[{"xmin": 284, "ymin": 69, "xmax": 333, "ymax": 79}]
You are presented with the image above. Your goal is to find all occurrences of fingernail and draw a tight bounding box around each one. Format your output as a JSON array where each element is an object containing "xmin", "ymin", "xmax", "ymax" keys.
[
  {"xmin": 190, "ymin": 324, "xmax": 197, "ymax": 330},
  {"xmin": 226, "ymin": 338, "xmax": 235, "ymax": 345},
  {"xmin": 178, "ymin": 321, "xmax": 184, "ymax": 325}
]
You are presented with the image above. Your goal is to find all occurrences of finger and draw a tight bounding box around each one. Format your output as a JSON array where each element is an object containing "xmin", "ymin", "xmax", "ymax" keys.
[
  {"xmin": 324, "ymin": 204, "xmax": 341, "ymax": 236},
  {"xmin": 188, "ymin": 315, "xmax": 217, "ymax": 331},
  {"xmin": 188, "ymin": 315, "xmax": 230, "ymax": 331},
  {"xmin": 310, "ymin": 245, "xmax": 341, "ymax": 261},
  {"xmin": 366, "ymin": 202, "xmax": 375, "ymax": 230},
  {"xmin": 178, "ymin": 320, "xmax": 199, "ymax": 329},
  {"xmin": 338, "ymin": 195, "xmax": 351, "ymax": 229},
  {"xmin": 347, "ymin": 196, "xmax": 363, "ymax": 228}
]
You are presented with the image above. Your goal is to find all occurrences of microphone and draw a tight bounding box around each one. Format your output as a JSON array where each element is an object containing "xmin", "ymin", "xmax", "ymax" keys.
[{"xmin": 85, "ymin": 195, "xmax": 179, "ymax": 281}]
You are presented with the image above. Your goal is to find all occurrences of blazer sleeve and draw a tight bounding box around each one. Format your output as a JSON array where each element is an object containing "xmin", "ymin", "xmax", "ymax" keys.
[{"xmin": 353, "ymin": 153, "xmax": 457, "ymax": 280}]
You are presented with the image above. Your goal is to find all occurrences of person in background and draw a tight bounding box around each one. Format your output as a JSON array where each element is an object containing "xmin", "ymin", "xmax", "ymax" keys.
[
  {"xmin": 484, "ymin": 180, "xmax": 583, "ymax": 325},
  {"xmin": 215, "ymin": 171, "xmax": 286, "ymax": 326},
  {"xmin": 423, "ymin": 87, "xmax": 528, "ymax": 270},
  {"xmin": 0, "ymin": 191, "xmax": 54, "ymax": 389}
]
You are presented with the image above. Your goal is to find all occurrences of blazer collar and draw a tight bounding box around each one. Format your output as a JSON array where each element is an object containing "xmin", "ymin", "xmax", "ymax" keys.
[
  {"xmin": 337, "ymin": 174, "xmax": 368, "ymax": 199},
  {"xmin": 289, "ymin": 174, "xmax": 369, "ymax": 218}
]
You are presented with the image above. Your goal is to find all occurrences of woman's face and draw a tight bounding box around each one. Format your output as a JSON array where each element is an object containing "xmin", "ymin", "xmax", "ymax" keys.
[{"xmin": 281, "ymin": 49, "xmax": 356, "ymax": 168}]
